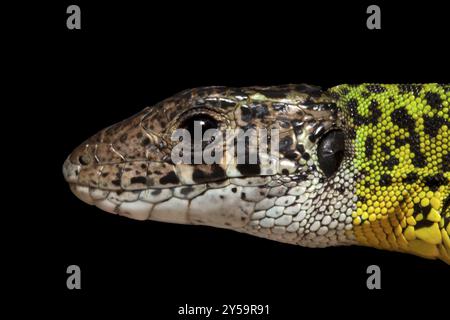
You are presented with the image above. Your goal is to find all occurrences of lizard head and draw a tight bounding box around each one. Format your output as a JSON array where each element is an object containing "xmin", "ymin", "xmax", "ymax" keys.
[{"xmin": 63, "ymin": 84, "xmax": 359, "ymax": 247}]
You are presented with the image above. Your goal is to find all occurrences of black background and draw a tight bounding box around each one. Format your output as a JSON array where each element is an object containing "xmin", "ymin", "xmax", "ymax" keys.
[{"xmin": 16, "ymin": 1, "xmax": 450, "ymax": 318}]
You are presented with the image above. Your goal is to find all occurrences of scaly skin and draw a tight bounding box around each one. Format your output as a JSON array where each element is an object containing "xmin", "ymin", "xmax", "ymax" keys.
[{"xmin": 63, "ymin": 84, "xmax": 450, "ymax": 264}]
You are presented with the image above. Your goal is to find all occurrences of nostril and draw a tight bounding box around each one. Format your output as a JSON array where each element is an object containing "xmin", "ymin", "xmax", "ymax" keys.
[{"xmin": 78, "ymin": 154, "xmax": 91, "ymax": 165}]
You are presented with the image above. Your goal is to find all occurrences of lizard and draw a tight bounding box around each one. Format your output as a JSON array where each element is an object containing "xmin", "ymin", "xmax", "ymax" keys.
[{"xmin": 63, "ymin": 83, "xmax": 450, "ymax": 264}]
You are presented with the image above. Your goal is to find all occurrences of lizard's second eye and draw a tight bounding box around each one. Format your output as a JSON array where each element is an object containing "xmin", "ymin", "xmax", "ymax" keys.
[{"xmin": 317, "ymin": 130, "xmax": 345, "ymax": 178}]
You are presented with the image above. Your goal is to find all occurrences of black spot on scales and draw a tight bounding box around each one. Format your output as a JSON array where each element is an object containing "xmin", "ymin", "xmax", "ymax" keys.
[
  {"xmin": 160, "ymin": 171, "xmax": 180, "ymax": 185},
  {"xmin": 151, "ymin": 189, "xmax": 162, "ymax": 195},
  {"xmin": 425, "ymin": 92, "xmax": 443, "ymax": 110},
  {"xmin": 240, "ymin": 106, "xmax": 252, "ymax": 122},
  {"xmin": 411, "ymin": 153, "xmax": 427, "ymax": 168},
  {"xmin": 236, "ymin": 164, "xmax": 261, "ymax": 176},
  {"xmin": 394, "ymin": 137, "xmax": 407, "ymax": 148},
  {"xmin": 407, "ymin": 133, "xmax": 427, "ymax": 168},
  {"xmin": 403, "ymin": 172, "xmax": 419, "ymax": 184},
  {"xmin": 423, "ymin": 115, "xmax": 448, "ymax": 138},
  {"xmin": 296, "ymin": 144, "xmax": 305, "ymax": 154},
  {"xmin": 240, "ymin": 104, "xmax": 269, "ymax": 122},
  {"xmin": 383, "ymin": 156, "xmax": 399, "ymax": 170},
  {"xmin": 365, "ymin": 137, "xmax": 374, "ymax": 158},
  {"xmin": 302, "ymin": 152, "xmax": 310, "ymax": 161},
  {"xmin": 424, "ymin": 173, "xmax": 447, "ymax": 191},
  {"xmin": 279, "ymin": 136, "xmax": 293, "ymax": 152},
  {"xmin": 284, "ymin": 151, "xmax": 299, "ymax": 160},
  {"xmin": 415, "ymin": 213, "xmax": 435, "ymax": 229},
  {"xmin": 391, "ymin": 107, "xmax": 415, "ymax": 131},
  {"xmin": 347, "ymin": 99, "xmax": 360, "ymax": 123},
  {"xmin": 130, "ymin": 176, "xmax": 147, "ymax": 184},
  {"xmin": 347, "ymin": 98, "xmax": 381, "ymax": 126},
  {"xmin": 192, "ymin": 165, "xmax": 226, "ymax": 184},
  {"xmin": 379, "ymin": 174, "xmax": 392, "ymax": 186},
  {"xmin": 141, "ymin": 137, "xmax": 151, "ymax": 146},
  {"xmin": 421, "ymin": 204, "xmax": 432, "ymax": 216},
  {"xmin": 119, "ymin": 133, "xmax": 128, "ymax": 143},
  {"xmin": 254, "ymin": 104, "xmax": 269, "ymax": 118},
  {"xmin": 413, "ymin": 203, "xmax": 423, "ymax": 215},
  {"xmin": 443, "ymin": 153, "xmax": 450, "ymax": 172},
  {"xmin": 180, "ymin": 186, "xmax": 194, "ymax": 195},
  {"xmin": 368, "ymin": 100, "xmax": 382, "ymax": 124},
  {"xmin": 381, "ymin": 144, "xmax": 391, "ymax": 155}
]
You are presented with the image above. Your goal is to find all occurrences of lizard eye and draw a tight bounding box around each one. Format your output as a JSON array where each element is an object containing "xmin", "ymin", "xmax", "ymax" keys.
[
  {"xmin": 179, "ymin": 114, "xmax": 219, "ymax": 150},
  {"xmin": 317, "ymin": 130, "xmax": 345, "ymax": 177},
  {"xmin": 179, "ymin": 114, "xmax": 219, "ymax": 137}
]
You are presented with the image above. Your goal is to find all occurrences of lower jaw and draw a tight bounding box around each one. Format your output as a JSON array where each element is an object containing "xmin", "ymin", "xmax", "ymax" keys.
[{"xmin": 68, "ymin": 180, "xmax": 256, "ymax": 229}]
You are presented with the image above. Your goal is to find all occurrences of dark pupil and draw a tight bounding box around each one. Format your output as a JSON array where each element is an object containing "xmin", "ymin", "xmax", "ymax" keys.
[
  {"xmin": 180, "ymin": 114, "xmax": 218, "ymax": 149},
  {"xmin": 317, "ymin": 130, "xmax": 345, "ymax": 178}
]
